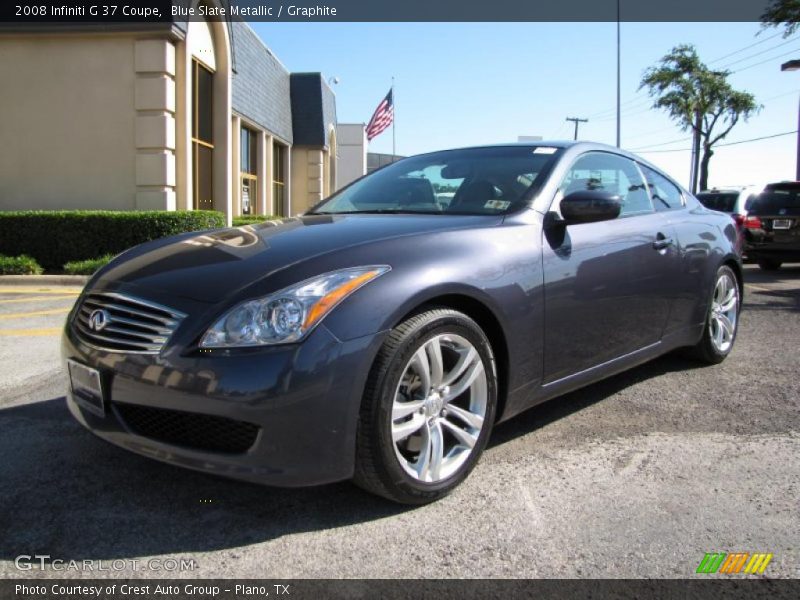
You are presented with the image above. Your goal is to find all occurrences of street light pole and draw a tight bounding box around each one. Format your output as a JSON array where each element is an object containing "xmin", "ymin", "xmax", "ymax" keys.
[
  {"xmin": 780, "ymin": 60, "xmax": 800, "ymax": 181},
  {"xmin": 616, "ymin": 0, "xmax": 621, "ymax": 148}
]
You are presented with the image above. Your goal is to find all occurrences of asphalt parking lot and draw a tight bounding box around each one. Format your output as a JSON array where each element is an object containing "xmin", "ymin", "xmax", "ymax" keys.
[{"xmin": 0, "ymin": 265, "xmax": 797, "ymax": 579}]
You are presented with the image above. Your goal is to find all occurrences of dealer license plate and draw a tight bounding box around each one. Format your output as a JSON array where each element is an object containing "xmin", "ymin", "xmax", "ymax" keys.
[
  {"xmin": 772, "ymin": 219, "xmax": 792, "ymax": 230},
  {"xmin": 67, "ymin": 360, "xmax": 105, "ymax": 417}
]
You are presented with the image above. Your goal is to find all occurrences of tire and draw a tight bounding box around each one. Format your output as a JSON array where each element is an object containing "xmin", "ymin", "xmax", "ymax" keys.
[
  {"xmin": 757, "ymin": 259, "xmax": 782, "ymax": 271},
  {"xmin": 687, "ymin": 265, "xmax": 741, "ymax": 365},
  {"xmin": 353, "ymin": 308, "xmax": 497, "ymax": 504}
]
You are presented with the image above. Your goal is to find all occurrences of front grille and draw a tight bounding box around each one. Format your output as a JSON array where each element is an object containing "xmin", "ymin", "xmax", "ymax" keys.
[
  {"xmin": 73, "ymin": 292, "xmax": 186, "ymax": 354},
  {"xmin": 114, "ymin": 403, "xmax": 260, "ymax": 454}
]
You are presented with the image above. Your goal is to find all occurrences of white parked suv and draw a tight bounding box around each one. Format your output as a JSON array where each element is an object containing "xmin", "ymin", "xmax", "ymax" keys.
[{"xmin": 695, "ymin": 186, "xmax": 763, "ymax": 226}]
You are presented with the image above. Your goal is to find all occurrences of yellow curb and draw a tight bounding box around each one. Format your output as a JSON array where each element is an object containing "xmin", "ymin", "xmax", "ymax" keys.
[
  {"xmin": 0, "ymin": 287, "xmax": 82, "ymax": 294},
  {"xmin": 0, "ymin": 295, "xmax": 77, "ymax": 304},
  {"xmin": 0, "ymin": 327, "xmax": 63, "ymax": 336},
  {"xmin": 0, "ymin": 308, "xmax": 71, "ymax": 319}
]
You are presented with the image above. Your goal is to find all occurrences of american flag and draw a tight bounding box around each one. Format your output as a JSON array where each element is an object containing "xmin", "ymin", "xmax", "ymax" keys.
[{"xmin": 366, "ymin": 88, "xmax": 394, "ymax": 141}]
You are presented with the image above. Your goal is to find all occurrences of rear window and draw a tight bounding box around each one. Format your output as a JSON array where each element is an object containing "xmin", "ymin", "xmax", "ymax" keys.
[
  {"xmin": 696, "ymin": 192, "xmax": 738, "ymax": 213},
  {"xmin": 749, "ymin": 189, "xmax": 800, "ymax": 215}
]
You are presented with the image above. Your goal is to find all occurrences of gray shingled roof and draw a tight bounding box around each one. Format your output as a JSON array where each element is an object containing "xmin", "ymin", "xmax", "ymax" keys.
[
  {"xmin": 230, "ymin": 21, "xmax": 293, "ymax": 143},
  {"xmin": 290, "ymin": 73, "xmax": 337, "ymax": 148}
]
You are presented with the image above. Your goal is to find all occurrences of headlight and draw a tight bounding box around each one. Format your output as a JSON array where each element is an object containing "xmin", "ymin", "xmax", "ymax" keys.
[{"xmin": 199, "ymin": 266, "xmax": 390, "ymax": 348}]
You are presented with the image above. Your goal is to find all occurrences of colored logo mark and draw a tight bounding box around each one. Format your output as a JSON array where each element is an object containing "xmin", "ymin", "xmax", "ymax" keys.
[{"xmin": 696, "ymin": 552, "xmax": 773, "ymax": 575}]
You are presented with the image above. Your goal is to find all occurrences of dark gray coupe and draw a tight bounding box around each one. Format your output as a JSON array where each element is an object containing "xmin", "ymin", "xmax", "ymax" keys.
[{"xmin": 62, "ymin": 142, "xmax": 742, "ymax": 504}]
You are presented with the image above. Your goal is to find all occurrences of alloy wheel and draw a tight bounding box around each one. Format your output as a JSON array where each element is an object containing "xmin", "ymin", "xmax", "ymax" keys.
[
  {"xmin": 391, "ymin": 334, "xmax": 488, "ymax": 483},
  {"xmin": 709, "ymin": 272, "xmax": 739, "ymax": 353}
]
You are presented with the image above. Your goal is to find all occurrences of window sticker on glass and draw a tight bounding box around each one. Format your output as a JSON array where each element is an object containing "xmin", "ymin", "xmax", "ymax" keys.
[
  {"xmin": 533, "ymin": 147, "xmax": 558, "ymax": 154},
  {"xmin": 485, "ymin": 200, "xmax": 511, "ymax": 210}
]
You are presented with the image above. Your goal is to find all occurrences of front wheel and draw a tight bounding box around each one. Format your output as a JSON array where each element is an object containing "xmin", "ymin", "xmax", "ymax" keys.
[
  {"xmin": 688, "ymin": 265, "xmax": 741, "ymax": 364},
  {"xmin": 353, "ymin": 308, "xmax": 497, "ymax": 504}
]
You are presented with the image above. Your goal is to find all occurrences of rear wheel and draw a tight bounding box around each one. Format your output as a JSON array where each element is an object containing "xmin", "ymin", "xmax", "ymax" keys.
[
  {"xmin": 757, "ymin": 259, "xmax": 782, "ymax": 271},
  {"xmin": 688, "ymin": 265, "xmax": 740, "ymax": 364},
  {"xmin": 353, "ymin": 308, "xmax": 497, "ymax": 504}
]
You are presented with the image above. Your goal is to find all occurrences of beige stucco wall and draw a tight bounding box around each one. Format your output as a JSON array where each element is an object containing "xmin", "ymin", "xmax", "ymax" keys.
[
  {"xmin": 0, "ymin": 36, "xmax": 139, "ymax": 211},
  {"xmin": 291, "ymin": 146, "xmax": 327, "ymax": 215},
  {"xmin": 337, "ymin": 123, "xmax": 367, "ymax": 189}
]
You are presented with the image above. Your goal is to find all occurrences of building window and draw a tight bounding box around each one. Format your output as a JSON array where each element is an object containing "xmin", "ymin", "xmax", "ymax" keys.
[
  {"xmin": 273, "ymin": 143, "xmax": 287, "ymax": 217},
  {"xmin": 192, "ymin": 60, "xmax": 214, "ymax": 211},
  {"xmin": 240, "ymin": 126, "xmax": 258, "ymax": 215}
]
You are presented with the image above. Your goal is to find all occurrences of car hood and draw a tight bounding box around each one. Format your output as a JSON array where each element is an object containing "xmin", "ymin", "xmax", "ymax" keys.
[{"xmin": 94, "ymin": 214, "xmax": 499, "ymax": 303}]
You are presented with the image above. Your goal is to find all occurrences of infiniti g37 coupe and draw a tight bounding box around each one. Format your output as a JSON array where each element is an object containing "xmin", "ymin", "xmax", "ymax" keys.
[{"xmin": 63, "ymin": 142, "xmax": 742, "ymax": 504}]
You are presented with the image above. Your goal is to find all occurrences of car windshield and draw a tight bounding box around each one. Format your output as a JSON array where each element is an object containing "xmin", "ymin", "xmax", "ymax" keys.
[
  {"xmin": 696, "ymin": 192, "xmax": 738, "ymax": 213},
  {"xmin": 310, "ymin": 146, "xmax": 562, "ymax": 216}
]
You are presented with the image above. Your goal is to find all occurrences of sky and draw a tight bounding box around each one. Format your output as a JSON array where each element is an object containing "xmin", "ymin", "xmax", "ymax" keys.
[{"xmin": 251, "ymin": 21, "xmax": 800, "ymax": 189}]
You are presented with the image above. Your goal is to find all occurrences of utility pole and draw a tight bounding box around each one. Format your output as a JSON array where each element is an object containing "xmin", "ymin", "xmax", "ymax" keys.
[
  {"xmin": 566, "ymin": 117, "xmax": 588, "ymax": 140},
  {"xmin": 780, "ymin": 60, "xmax": 800, "ymax": 180},
  {"xmin": 689, "ymin": 108, "xmax": 702, "ymax": 194}
]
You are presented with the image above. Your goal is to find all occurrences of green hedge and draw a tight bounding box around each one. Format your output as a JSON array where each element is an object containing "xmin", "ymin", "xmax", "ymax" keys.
[
  {"xmin": 63, "ymin": 254, "xmax": 114, "ymax": 275},
  {"xmin": 0, "ymin": 210, "xmax": 226, "ymax": 271},
  {"xmin": 0, "ymin": 255, "xmax": 44, "ymax": 275}
]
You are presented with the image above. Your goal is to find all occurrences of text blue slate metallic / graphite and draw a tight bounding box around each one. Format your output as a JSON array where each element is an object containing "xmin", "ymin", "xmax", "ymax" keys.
[{"xmin": 62, "ymin": 142, "xmax": 742, "ymax": 504}]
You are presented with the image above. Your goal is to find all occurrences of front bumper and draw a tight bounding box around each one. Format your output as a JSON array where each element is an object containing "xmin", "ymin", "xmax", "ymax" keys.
[{"xmin": 62, "ymin": 316, "xmax": 385, "ymax": 487}]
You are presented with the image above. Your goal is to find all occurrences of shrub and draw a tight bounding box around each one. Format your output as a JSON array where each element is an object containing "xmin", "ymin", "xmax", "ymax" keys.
[
  {"xmin": 232, "ymin": 214, "xmax": 282, "ymax": 227},
  {"xmin": 0, "ymin": 255, "xmax": 44, "ymax": 275},
  {"xmin": 63, "ymin": 254, "xmax": 115, "ymax": 276},
  {"xmin": 0, "ymin": 210, "xmax": 226, "ymax": 271}
]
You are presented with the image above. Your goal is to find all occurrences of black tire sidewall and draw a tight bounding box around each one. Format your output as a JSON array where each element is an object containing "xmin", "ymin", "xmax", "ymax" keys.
[{"xmin": 372, "ymin": 311, "xmax": 497, "ymax": 500}]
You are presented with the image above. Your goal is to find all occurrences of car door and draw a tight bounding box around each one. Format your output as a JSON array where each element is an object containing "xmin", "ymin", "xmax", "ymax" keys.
[{"xmin": 542, "ymin": 151, "xmax": 679, "ymax": 383}]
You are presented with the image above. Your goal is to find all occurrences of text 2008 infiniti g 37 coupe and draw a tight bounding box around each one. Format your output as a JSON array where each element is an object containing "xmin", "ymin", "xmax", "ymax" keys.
[{"xmin": 63, "ymin": 142, "xmax": 742, "ymax": 504}]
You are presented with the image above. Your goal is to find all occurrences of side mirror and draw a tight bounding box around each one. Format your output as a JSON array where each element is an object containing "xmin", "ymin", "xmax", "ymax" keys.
[{"xmin": 560, "ymin": 190, "xmax": 622, "ymax": 224}]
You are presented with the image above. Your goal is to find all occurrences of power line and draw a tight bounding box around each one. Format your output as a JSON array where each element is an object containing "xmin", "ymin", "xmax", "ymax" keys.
[
  {"xmin": 624, "ymin": 124, "xmax": 682, "ymax": 141},
  {"xmin": 625, "ymin": 90, "xmax": 798, "ymax": 150},
  {"xmin": 708, "ymin": 30, "xmax": 785, "ymax": 65},
  {"xmin": 594, "ymin": 103, "xmax": 655, "ymax": 123},
  {"xmin": 634, "ymin": 130, "xmax": 798, "ymax": 153},
  {"xmin": 586, "ymin": 32, "xmax": 795, "ymax": 122},
  {"xmin": 718, "ymin": 36, "xmax": 800, "ymax": 70},
  {"xmin": 732, "ymin": 46, "xmax": 800, "ymax": 73},
  {"xmin": 628, "ymin": 136, "xmax": 692, "ymax": 151}
]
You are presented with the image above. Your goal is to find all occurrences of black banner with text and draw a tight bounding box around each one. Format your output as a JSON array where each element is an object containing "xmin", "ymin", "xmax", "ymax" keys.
[{"xmin": 0, "ymin": 0, "xmax": 780, "ymax": 24}]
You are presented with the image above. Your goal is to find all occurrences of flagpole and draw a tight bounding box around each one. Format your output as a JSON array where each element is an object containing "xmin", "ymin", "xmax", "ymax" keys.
[{"xmin": 392, "ymin": 76, "xmax": 396, "ymax": 159}]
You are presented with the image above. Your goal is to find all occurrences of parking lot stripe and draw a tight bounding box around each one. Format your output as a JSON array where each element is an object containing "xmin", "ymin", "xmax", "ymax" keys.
[
  {"xmin": 0, "ymin": 286, "xmax": 82, "ymax": 294},
  {"xmin": 0, "ymin": 308, "xmax": 71, "ymax": 320},
  {"xmin": 0, "ymin": 327, "xmax": 63, "ymax": 336},
  {"xmin": 0, "ymin": 295, "xmax": 77, "ymax": 304},
  {"xmin": 745, "ymin": 284, "xmax": 772, "ymax": 293}
]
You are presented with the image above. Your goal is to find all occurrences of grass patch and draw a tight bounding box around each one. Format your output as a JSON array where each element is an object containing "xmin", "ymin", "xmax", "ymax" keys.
[{"xmin": 232, "ymin": 215, "xmax": 283, "ymax": 227}]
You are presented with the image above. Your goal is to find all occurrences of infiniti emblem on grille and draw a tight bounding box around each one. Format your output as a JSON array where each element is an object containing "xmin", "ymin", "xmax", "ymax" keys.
[{"xmin": 88, "ymin": 309, "xmax": 110, "ymax": 332}]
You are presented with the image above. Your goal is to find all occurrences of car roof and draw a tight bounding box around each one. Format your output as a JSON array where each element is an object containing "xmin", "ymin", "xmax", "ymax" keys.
[
  {"xmin": 392, "ymin": 141, "xmax": 690, "ymax": 195},
  {"xmin": 764, "ymin": 181, "xmax": 800, "ymax": 191},
  {"xmin": 422, "ymin": 140, "xmax": 670, "ymax": 172}
]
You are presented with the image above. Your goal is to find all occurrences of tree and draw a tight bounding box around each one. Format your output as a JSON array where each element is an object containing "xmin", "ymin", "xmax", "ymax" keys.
[
  {"xmin": 640, "ymin": 45, "xmax": 759, "ymax": 192},
  {"xmin": 761, "ymin": 0, "xmax": 800, "ymax": 37}
]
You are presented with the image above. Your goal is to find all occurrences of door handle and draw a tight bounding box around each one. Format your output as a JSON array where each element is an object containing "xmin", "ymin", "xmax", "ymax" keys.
[{"xmin": 653, "ymin": 235, "xmax": 674, "ymax": 250}]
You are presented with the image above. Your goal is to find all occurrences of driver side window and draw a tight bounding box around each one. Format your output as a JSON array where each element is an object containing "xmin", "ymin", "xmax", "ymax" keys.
[{"xmin": 557, "ymin": 152, "xmax": 653, "ymax": 218}]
